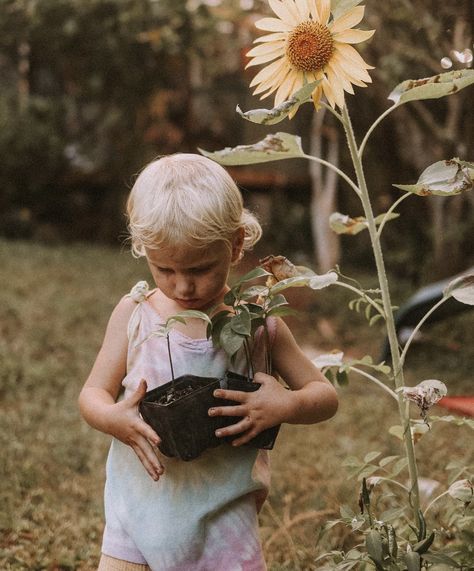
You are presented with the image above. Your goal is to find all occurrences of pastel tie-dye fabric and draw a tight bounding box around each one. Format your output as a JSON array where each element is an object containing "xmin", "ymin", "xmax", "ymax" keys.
[{"xmin": 101, "ymin": 284, "xmax": 272, "ymax": 570}]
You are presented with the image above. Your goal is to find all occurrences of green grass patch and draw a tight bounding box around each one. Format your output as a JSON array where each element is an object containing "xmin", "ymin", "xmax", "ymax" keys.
[{"xmin": 0, "ymin": 240, "xmax": 472, "ymax": 570}]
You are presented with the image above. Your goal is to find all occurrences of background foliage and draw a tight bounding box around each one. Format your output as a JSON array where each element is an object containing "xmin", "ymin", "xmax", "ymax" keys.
[{"xmin": 0, "ymin": 0, "xmax": 472, "ymax": 280}]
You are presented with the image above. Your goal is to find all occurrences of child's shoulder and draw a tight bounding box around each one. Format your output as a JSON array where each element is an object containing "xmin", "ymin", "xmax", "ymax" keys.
[{"xmin": 108, "ymin": 281, "xmax": 151, "ymax": 327}]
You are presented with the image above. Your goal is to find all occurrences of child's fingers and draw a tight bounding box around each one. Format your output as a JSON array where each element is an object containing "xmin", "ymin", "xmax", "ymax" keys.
[
  {"xmin": 130, "ymin": 436, "xmax": 164, "ymax": 481},
  {"xmin": 208, "ymin": 404, "xmax": 246, "ymax": 418},
  {"xmin": 214, "ymin": 415, "xmax": 254, "ymax": 439},
  {"xmin": 137, "ymin": 418, "xmax": 161, "ymax": 446},
  {"xmin": 129, "ymin": 379, "xmax": 148, "ymax": 406},
  {"xmin": 213, "ymin": 389, "xmax": 248, "ymax": 403}
]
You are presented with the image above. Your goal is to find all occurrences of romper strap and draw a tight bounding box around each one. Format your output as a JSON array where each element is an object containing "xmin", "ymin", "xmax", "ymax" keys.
[{"xmin": 126, "ymin": 281, "xmax": 150, "ymax": 343}]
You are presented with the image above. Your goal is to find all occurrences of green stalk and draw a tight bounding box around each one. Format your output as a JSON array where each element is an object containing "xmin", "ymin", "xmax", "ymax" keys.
[
  {"xmin": 341, "ymin": 104, "xmax": 421, "ymax": 524},
  {"xmin": 167, "ymin": 333, "xmax": 175, "ymax": 385}
]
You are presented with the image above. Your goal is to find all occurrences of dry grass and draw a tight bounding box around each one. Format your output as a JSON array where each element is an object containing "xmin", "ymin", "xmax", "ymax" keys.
[{"xmin": 1, "ymin": 240, "xmax": 472, "ymax": 570}]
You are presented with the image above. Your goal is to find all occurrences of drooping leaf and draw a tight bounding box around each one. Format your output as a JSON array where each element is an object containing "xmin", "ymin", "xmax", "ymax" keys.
[
  {"xmin": 269, "ymin": 275, "xmax": 312, "ymax": 293},
  {"xmin": 236, "ymin": 266, "xmax": 272, "ymax": 284},
  {"xmin": 389, "ymin": 69, "xmax": 474, "ymax": 105},
  {"xmin": 447, "ymin": 479, "xmax": 474, "ymax": 505},
  {"xmin": 394, "ymin": 159, "xmax": 474, "ymax": 196},
  {"xmin": 443, "ymin": 273, "xmax": 474, "ymax": 305},
  {"xmin": 366, "ymin": 530, "xmax": 384, "ymax": 566},
  {"xmin": 167, "ymin": 310, "xmax": 211, "ymax": 327},
  {"xmin": 240, "ymin": 285, "xmax": 268, "ymax": 300},
  {"xmin": 199, "ymin": 132, "xmax": 305, "ymax": 166},
  {"xmin": 404, "ymin": 550, "xmax": 421, "ymax": 571},
  {"xmin": 329, "ymin": 211, "xmax": 399, "ymax": 235},
  {"xmin": 236, "ymin": 81, "xmax": 320, "ymax": 125}
]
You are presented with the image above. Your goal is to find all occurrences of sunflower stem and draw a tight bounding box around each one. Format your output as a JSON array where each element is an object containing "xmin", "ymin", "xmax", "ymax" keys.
[
  {"xmin": 349, "ymin": 366, "xmax": 398, "ymax": 400},
  {"xmin": 333, "ymin": 281, "xmax": 385, "ymax": 318},
  {"xmin": 358, "ymin": 103, "xmax": 400, "ymax": 159},
  {"xmin": 303, "ymin": 153, "xmax": 361, "ymax": 196},
  {"xmin": 320, "ymin": 101, "xmax": 344, "ymax": 123},
  {"xmin": 341, "ymin": 104, "xmax": 421, "ymax": 527}
]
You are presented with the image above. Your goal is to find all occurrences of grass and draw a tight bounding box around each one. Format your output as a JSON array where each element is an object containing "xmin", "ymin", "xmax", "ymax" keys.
[{"xmin": 0, "ymin": 239, "xmax": 472, "ymax": 570}]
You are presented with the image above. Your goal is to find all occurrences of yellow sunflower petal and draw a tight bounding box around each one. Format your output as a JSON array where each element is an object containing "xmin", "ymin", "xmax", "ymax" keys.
[
  {"xmin": 309, "ymin": 0, "xmax": 319, "ymax": 21},
  {"xmin": 325, "ymin": 66, "xmax": 346, "ymax": 108},
  {"xmin": 246, "ymin": 50, "xmax": 285, "ymax": 69},
  {"xmin": 333, "ymin": 28, "xmax": 375, "ymax": 44},
  {"xmin": 247, "ymin": 42, "xmax": 285, "ymax": 58},
  {"xmin": 255, "ymin": 17, "xmax": 294, "ymax": 32},
  {"xmin": 332, "ymin": 50, "xmax": 372, "ymax": 84},
  {"xmin": 311, "ymin": 83, "xmax": 324, "ymax": 109},
  {"xmin": 321, "ymin": 75, "xmax": 336, "ymax": 108},
  {"xmin": 269, "ymin": 0, "xmax": 300, "ymax": 26},
  {"xmin": 293, "ymin": 0, "xmax": 310, "ymax": 21},
  {"xmin": 252, "ymin": 59, "xmax": 290, "ymax": 95},
  {"xmin": 274, "ymin": 69, "xmax": 301, "ymax": 104},
  {"xmin": 254, "ymin": 32, "xmax": 287, "ymax": 44},
  {"xmin": 335, "ymin": 42, "xmax": 374, "ymax": 71},
  {"xmin": 327, "ymin": 61, "xmax": 354, "ymax": 94},
  {"xmin": 318, "ymin": 0, "xmax": 331, "ymax": 25},
  {"xmin": 330, "ymin": 5, "xmax": 365, "ymax": 35},
  {"xmin": 249, "ymin": 57, "xmax": 287, "ymax": 88}
]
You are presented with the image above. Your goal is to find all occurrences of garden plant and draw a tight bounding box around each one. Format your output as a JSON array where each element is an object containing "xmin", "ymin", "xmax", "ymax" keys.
[{"xmin": 201, "ymin": 0, "xmax": 474, "ymax": 568}]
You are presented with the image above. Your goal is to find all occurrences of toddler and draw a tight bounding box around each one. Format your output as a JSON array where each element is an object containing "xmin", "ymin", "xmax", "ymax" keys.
[{"xmin": 79, "ymin": 153, "xmax": 338, "ymax": 571}]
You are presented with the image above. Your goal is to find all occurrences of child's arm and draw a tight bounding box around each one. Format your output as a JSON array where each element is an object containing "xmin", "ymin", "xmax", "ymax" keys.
[
  {"xmin": 209, "ymin": 318, "xmax": 338, "ymax": 446},
  {"xmin": 78, "ymin": 297, "xmax": 163, "ymax": 481}
]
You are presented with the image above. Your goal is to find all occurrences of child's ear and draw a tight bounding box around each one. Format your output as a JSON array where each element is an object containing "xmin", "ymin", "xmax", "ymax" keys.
[{"xmin": 231, "ymin": 228, "xmax": 245, "ymax": 263}]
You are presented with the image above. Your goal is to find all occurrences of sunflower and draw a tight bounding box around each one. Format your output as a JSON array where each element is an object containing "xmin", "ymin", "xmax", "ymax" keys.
[{"xmin": 246, "ymin": 0, "xmax": 375, "ymax": 110}]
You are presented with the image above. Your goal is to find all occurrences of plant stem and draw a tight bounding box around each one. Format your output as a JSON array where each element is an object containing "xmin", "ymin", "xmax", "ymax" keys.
[
  {"xmin": 376, "ymin": 192, "xmax": 412, "ymax": 238},
  {"xmin": 263, "ymin": 320, "xmax": 272, "ymax": 375},
  {"xmin": 349, "ymin": 367, "xmax": 398, "ymax": 400},
  {"xmin": 303, "ymin": 154, "xmax": 361, "ymax": 196},
  {"xmin": 244, "ymin": 338, "xmax": 254, "ymax": 379},
  {"xmin": 358, "ymin": 104, "xmax": 399, "ymax": 159},
  {"xmin": 399, "ymin": 296, "xmax": 449, "ymax": 366},
  {"xmin": 167, "ymin": 333, "xmax": 175, "ymax": 384},
  {"xmin": 333, "ymin": 281, "xmax": 385, "ymax": 318},
  {"xmin": 423, "ymin": 490, "xmax": 449, "ymax": 517},
  {"xmin": 371, "ymin": 476, "xmax": 410, "ymax": 493},
  {"xmin": 341, "ymin": 104, "xmax": 421, "ymax": 525}
]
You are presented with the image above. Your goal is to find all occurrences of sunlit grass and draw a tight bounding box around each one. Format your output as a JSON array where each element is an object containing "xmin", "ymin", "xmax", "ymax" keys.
[{"xmin": 0, "ymin": 240, "xmax": 471, "ymax": 570}]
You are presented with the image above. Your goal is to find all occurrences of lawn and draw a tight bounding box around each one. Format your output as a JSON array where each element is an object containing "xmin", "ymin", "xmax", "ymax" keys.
[{"xmin": 0, "ymin": 239, "xmax": 472, "ymax": 570}]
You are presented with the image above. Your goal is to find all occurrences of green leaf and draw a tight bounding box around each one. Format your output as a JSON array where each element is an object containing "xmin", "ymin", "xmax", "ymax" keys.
[
  {"xmin": 394, "ymin": 159, "xmax": 474, "ymax": 196},
  {"xmin": 267, "ymin": 306, "xmax": 299, "ymax": 318},
  {"xmin": 236, "ymin": 266, "xmax": 272, "ymax": 284},
  {"xmin": 366, "ymin": 530, "xmax": 384, "ymax": 565},
  {"xmin": 220, "ymin": 322, "xmax": 245, "ymax": 357},
  {"xmin": 413, "ymin": 531, "xmax": 435, "ymax": 554},
  {"xmin": 224, "ymin": 289, "xmax": 236, "ymax": 306},
  {"xmin": 388, "ymin": 69, "xmax": 474, "ymax": 105},
  {"xmin": 199, "ymin": 132, "xmax": 305, "ymax": 166},
  {"xmin": 443, "ymin": 273, "xmax": 474, "ymax": 305},
  {"xmin": 404, "ymin": 551, "xmax": 421, "ymax": 571},
  {"xmin": 230, "ymin": 310, "xmax": 251, "ymax": 336},
  {"xmin": 270, "ymin": 275, "xmax": 311, "ymax": 293},
  {"xmin": 166, "ymin": 310, "xmax": 211, "ymax": 327},
  {"xmin": 267, "ymin": 293, "xmax": 288, "ymax": 310},
  {"xmin": 240, "ymin": 285, "xmax": 268, "ymax": 300},
  {"xmin": 364, "ymin": 451, "xmax": 382, "ymax": 463},
  {"xmin": 336, "ymin": 370, "xmax": 349, "ymax": 386},
  {"xmin": 422, "ymin": 552, "xmax": 461, "ymax": 567},
  {"xmin": 236, "ymin": 81, "xmax": 320, "ymax": 125}
]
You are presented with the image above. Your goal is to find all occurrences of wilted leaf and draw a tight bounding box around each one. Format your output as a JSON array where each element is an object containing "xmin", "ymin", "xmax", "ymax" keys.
[
  {"xmin": 389, "ymin": 69, "xmax": 474, "ymax": 105},
  {"xmin": 236, "ymin": 81, "xmax": 319, "ymax": 125},
  {"xmin": 329, "ymin": 211, "xmax": 399, "ymax": 235},
  {"xmin": 399, "ymin": 380, "xmax": 448, "ymax": 420},
  {"xmin": 394, "ymin": 159, "xmax": 474, "ymax": 196},
  {"xmin": 199, "ymin": 132, "xmax": 304, "ymax": 166},
  {"xmin": 443, "ymin": 273, "xmax": 474, "ymax": 305},
  {"xmin": 447, "ymin": 479, "xmax": 473, "ymax": 505},
  {"xmin": 366, "ymin": 530, "xmax": 384, "ymax": 565}
]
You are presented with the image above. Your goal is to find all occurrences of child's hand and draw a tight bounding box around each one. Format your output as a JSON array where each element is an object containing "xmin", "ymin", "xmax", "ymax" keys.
[
  {"xmin": 106, "ymin": 380, "xmax": 164, "ymax": 481},
  {"xmin": 209, "ymin": 373, "xmax": 292, "ymax": 446}
]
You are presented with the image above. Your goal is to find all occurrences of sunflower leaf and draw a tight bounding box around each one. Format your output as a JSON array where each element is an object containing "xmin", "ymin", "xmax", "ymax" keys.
[
  {"xmin": 236, "ymin": 81, "xmax": 320, "ymax": 125},
  {"xmin": 443, "ymin": 273, "xmax": 474, "ymax": 305},
  {"xmin": 199, "ymin": 132, "xmax": 305, "ymax": 165},
  {"xmin": 393, "ymin": 159, "xmax": 474, "ymax": 196},
  {"xmin": 389, "ymin": 69, "xmax": 474, "ymax": 105},
  {"xmin": 329, "ymin": 211, "xmax": 399, "ymax": 235}
]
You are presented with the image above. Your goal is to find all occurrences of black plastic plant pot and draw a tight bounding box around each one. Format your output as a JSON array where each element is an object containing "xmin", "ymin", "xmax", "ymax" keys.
[
  {"xmin": 139, "ymin": 375, "xmax": 223, "ymax": 461},
  {"xmin": 220, "ymin": 371, "xmax": 281, "ymax": 450}
]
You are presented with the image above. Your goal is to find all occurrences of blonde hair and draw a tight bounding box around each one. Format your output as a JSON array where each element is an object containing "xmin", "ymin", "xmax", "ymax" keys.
[{"xmin": 127, "ymin": 153, "xmax": 262, "ymax": 257}]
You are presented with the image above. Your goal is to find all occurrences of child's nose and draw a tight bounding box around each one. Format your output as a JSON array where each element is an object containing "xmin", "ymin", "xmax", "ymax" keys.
[{"xmin": 175, "ymin": 275, "xmax": 194, "ymax": 296}]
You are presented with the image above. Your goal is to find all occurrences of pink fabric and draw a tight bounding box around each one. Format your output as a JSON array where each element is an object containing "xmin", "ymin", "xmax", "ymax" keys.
[{"xmin": 102, "ymin": 285, "xmax": 276, "ymax": 570}]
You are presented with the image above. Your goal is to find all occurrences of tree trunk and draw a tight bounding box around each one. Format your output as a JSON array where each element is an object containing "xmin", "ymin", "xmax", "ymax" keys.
[{"xmin": 309, "ymin": 108, "xmax": 341, "ymax": 272}]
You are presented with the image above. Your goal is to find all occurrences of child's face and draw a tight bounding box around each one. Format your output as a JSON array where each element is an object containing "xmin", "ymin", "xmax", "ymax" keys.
[{"xmin": 146, "ymin": 237, "xmax": 242, "ymax": 311}]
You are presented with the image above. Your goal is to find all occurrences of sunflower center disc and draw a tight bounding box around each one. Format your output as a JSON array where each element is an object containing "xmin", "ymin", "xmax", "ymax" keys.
[{"xmin": 286, "ymin": 21, "xmax": 334, "ymax": 72}]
